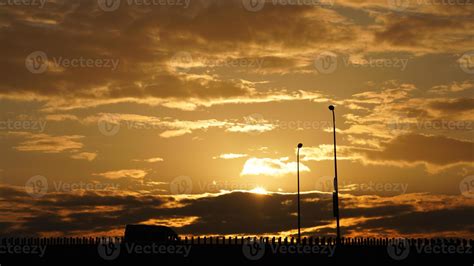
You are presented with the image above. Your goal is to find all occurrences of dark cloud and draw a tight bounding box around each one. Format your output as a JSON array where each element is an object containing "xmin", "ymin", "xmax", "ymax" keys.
[
  {"xmin": 374, "ymin": 13, "xmax": 473, "ymax": 52},
  {"xmin": 0, "ymin": 0, "xmax": 354, "ymax": 108},
  {"xmin": 1, "ymin": 185, "xmax": 472, "ymax": 238},
  {"xmin": 363, "ymin": 134, "xmax": 474, "ymax": 166},
  {"xmin": 429, "ymin": 98, "xmax": 474, "ymax": 113},
  {"xmin": 356, "ymin": 207, "xmax": 474, "ymax": 235},
  {"xmin": 0, "ymin": 0, "xmax": 471, "ymax": 112}
]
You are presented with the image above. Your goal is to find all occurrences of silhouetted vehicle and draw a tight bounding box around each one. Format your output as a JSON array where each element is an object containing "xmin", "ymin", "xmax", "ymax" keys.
[{"xmin": 124, "ymin": 224, "xmax": 178, "ymax": 243}]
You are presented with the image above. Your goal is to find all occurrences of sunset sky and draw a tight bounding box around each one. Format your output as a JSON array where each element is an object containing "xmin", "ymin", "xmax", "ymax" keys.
[{"xmin": 0, "ymin": 0, "xmax": 473, "ymax": 238}]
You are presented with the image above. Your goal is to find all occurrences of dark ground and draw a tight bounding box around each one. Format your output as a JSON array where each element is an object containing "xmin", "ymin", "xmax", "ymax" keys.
[{"xmin": 0, "ymin": 237, "xmax": 472, "ymax": 265}]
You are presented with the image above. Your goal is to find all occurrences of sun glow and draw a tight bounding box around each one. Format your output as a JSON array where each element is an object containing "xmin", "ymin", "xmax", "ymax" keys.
[{"xmin": 250, "ymin": 187, "xmax": 268, "ymax": 195}]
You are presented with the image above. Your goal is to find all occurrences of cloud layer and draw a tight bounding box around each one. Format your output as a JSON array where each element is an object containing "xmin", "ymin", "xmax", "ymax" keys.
[{"xmin": 1, "ymin": 185, "xmax": 472, "ymax": 238}]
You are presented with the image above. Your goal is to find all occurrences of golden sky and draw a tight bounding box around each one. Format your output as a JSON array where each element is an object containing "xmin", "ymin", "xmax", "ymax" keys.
[{"xmin": 0, "ymin": 0, "xmax": 473, "ymax": 238}]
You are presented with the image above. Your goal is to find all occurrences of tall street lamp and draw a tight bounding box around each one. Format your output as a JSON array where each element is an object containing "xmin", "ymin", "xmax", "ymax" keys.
[
  {"xmin": 297, "ymin": 143, "xmax": 303, "ymax": 242},
  {"xmin": 329, "ymin": 105, "xmax": 341, "ymax": 245}
]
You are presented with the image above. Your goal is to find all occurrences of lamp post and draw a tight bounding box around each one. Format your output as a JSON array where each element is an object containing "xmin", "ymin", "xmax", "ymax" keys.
[
  {"xmin": 297, "ymin": 143, "xmax": 303, "ymax": 243},
  {"xmin": 329, "ymin": 105, "xmax": 341, "ymax": 245}
]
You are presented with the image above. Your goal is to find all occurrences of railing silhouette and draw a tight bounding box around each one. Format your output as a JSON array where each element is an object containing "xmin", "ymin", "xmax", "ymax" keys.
[{"xmin": 0, "ymin": 236, "xmax": 472, "ymax": 247}]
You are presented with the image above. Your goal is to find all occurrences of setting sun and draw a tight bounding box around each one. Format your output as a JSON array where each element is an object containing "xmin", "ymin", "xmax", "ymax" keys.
[
  {"xmin": 250, "ymin": 187, "xmax": 269, "ymax": 195},
  {"xmin": 0, "ymin": 0, "xmax": 473, "ymax": 258}
]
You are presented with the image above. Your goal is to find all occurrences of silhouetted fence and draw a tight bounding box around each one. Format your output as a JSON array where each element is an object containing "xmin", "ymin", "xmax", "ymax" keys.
[{"xmin": 0, "ymin": 236, "xmax": 472, "ymax": 247}]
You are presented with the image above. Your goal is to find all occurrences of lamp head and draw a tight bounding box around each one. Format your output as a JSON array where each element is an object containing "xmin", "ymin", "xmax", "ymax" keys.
[
  {"xmin": 328, "ymin": 105, "xmax": 335, "ymax": 111},
  {"xmin": 297, "ymin": 143, "xmax": 303, "ymax": 149}
]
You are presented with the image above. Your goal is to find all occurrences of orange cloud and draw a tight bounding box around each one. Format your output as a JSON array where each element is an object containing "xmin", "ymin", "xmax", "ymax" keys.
[
  {"xmin": 94, "ymin": 169, "xmax": 148, "ymax": 180},
  {"xmin": 241, "ymin": 157, "xmax": 310, "ymax": 176}
]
